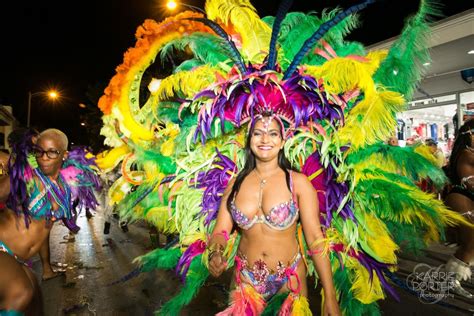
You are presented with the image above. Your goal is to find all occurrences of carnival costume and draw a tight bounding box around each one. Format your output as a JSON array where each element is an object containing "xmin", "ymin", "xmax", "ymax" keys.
[
  {"xmin": 6, "ymin": 131, "xmax": 100, "ymax": 233},
  {"xmin": 96, "ymin": 0, "xmax": 470, "ymax": 314}
]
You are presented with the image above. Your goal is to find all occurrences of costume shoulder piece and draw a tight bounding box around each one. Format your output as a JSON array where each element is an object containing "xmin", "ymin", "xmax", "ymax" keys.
[
  {"xmin": 97, "ymin": 0, "xmax": 467, "ymax": 314},
  {"xmin": 7, "ymin": 132, "xmax": 100, "ymax": 230},
  {"xmin": 61, "ymin": 146, "xmax": 101, "ymax": 210}
]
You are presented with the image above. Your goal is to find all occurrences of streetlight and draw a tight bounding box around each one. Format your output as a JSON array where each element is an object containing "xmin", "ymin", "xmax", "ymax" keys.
[
  {"xmin": 165, "ymin": 1, "xmax": 205, "ymax": 14},
  {"xmin": 27, "ymin": 89, "xmax": 59, "ymax": 127}
]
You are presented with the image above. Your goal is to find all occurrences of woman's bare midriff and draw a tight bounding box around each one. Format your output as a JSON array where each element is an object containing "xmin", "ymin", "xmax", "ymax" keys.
[
  {"xmin": 235, "ymin": 223, "xmax": 309, "ymax": 296},
  {"xmin": 238, "ymin": 223, "xmax": 299, "ymax": 268},
  {"xmin": 0, "ymin": 209, "xmax": 51, "ymax": 260}
]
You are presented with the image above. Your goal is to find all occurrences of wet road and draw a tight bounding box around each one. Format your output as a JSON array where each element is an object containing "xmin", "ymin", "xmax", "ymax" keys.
[{"xmin": 29, "ymin": 210, "xmax": 472, "ymax": 315}]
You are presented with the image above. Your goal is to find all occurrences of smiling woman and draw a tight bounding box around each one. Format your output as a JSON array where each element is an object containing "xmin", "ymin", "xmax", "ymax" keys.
[
  {"xmin": 206, "ymin": 113, "xmax": 342, "ymax": 314},
  {"xmin": 96, "ymin": 0, "xmax": 473, "ymax": 314}
]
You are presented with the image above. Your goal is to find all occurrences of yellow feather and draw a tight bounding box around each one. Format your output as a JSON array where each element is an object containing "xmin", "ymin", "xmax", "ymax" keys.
[
  {"xmin": 157, "ymin": 66, "xmax": 222, "ymax": 101},
  {"xmin": 108, "ymin": 176, "xmax": 132, "ymax": 204},
  {"xmin": 145, "ymin": 206, "xmax": 177, "ymax": 233},
  {"xmin": 358, "ymin": 213, "xmax": 398, "ymax": 264},
  {"xmin": 205, "ymin": 0, "xmax": 271, "ymax": 62},
  {"xmin": 365, "ymin": 50, "xmax": 389, "ymax": 74},
  {"xmin": 95, "ymin": 145, "xmax": 130, "ymax": 171},
  {"xmin": 338, "ymin": 89, "xmax": 406, "ymax": 149},
  {"xmin": 354, "ymin": 172, "xmax": 473, "ymax": 242},
  {"xmin": 347, "ymin": 258, "xmax": 385, "ymax": 304},
  {"xmin": 181, "ymin": 232, "xmax": 206, "ymax": 248},
  {"xmin": 414, "ymin": 145, "xmax": 438, "ymax": 165},
  {"xmin": 119, "ymin": 34, "xmax": 180, "ymax": 142},
  {"xmin": 305, "ymin": 59, "xmax": 374, "ymax": 96},
  {"xmin": 351, "ymin": 155, "xmax": 401, "ymax": 185},
  {"xmin": 291, "ymin": 295, "xmax": 312, "ymax": 315},
  {"xmin": 304, "ymin": 50, "xmax": 387, "ymax": 96}
]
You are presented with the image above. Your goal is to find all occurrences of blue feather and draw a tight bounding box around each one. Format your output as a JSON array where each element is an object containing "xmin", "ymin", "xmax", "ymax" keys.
[
  {"xmin": 266, "ymin": 0, "xmax": 294, "ymax": 70},
  {"xmin": 284, "ymin": 0, "xmax": 376, "ymax": 79},
  {"xmin": 183, "ymin": 18, "xmax": 247, "ymax": 74}
]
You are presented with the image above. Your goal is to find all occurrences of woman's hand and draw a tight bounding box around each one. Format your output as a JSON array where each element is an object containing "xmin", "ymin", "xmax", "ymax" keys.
[
  {"xmin": 208, "ymin": 251, "xmax": 227, "ymax": 277},
  {"xmin": 323, "ymin": 295, "xmax": 341, "ymax": 316}
]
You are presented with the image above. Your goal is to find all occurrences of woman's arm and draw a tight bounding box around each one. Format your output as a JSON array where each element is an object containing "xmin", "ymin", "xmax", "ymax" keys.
[
  {"xmin": 296, "ymin": 173, "xmax": 340, "ymax": 315},
  {"xmin": 457, "ymin": 149, "xmax": 474, "ymax": 191},
  {"xmin": 0, "ymin": 175, "xmax": 10, "ymax": 203},
  {"xmin": 0, "ymin": 152, "xmax": 10, "ymax": 202},
  {"xmin": 207, "ymin": 179, "xmax": 235, "ymax": 277}
]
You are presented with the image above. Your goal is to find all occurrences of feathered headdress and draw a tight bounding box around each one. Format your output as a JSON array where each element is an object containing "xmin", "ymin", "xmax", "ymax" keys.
[{"xmin": 97, "ymin": 0, "xmax": 468, "ymax": 315}]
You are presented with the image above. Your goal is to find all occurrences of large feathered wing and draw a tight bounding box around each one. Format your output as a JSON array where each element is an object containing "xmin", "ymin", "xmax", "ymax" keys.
[{"xmin": 96, "ymin": 1, "xmax": 468, "ymax": 315}]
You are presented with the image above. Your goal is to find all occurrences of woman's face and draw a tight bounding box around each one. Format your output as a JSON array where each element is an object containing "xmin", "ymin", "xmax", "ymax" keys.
[
  {"xmin": 34, "ymin": 136, "xmax": 67, "ymax": 178},
  {"xmin": 250, "ymin": 117, "xmax": 284, "ymax": 162}
]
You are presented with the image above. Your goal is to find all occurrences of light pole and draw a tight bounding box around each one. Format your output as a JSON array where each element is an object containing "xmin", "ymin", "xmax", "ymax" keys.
[
  {"xmin": 165, "ymin": 1, "xmax": 205, "ymax": 14},
  {"xmin": 27, "ymin": 90, "xmax": 59, "ymax": 127}
]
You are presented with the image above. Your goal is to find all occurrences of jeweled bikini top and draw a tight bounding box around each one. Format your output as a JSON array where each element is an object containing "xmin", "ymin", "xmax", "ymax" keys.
[{"xmin": 230, "ymin": 171, "xmax": 299, "ymax": 230}]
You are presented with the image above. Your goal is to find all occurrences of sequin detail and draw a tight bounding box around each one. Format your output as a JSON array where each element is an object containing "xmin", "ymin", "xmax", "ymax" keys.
[
  {"xmin": 230, "ymin": 171, "xmax": 299, "ymax": 230},
  {"xmin": 237, "ymin": 252, "xmax": 301, "ymax": 299}
]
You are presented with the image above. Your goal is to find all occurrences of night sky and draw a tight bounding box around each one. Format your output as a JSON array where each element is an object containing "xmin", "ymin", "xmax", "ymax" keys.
[{"xmin": 0, "ymin": 0, "xmax": 472, "ymax": 148}]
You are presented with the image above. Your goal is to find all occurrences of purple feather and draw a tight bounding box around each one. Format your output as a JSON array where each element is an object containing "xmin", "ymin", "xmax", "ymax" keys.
[
  {"xmin": 6, "ymin": 128, "xmax": 38, "ymax": 226},
  {"xmin": 195, "ymin": 150, "xmax": 237, "ymax": 226},
  {"xmin": 62, "ymin": 147, "xmax": 101, "ymax": 211},
  {"xmin": 175, "ymin": 239, "xmax": 206, "ymax": 283},
  {"xmin": 333, "ymin": 244, "xmax": 399, "ymax": 301},
  {"xmin": 192, "ymin": 69, "xmax": 345, "ymax": 144}
]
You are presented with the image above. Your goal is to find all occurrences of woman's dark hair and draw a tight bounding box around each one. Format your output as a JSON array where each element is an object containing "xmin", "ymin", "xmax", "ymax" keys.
[
  {"xmin": 447, "ymin": 118, "xmax": 474, "ymax": 184},
  {"xmin": 226, "ymin": 117, "xmax": 296, "ymax": 211}
]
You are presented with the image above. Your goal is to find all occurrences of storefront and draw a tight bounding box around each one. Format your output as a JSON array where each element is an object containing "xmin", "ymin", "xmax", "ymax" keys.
[{"xmin": 396, "ymin": 90, "xmax": 474, "ymax": 157}]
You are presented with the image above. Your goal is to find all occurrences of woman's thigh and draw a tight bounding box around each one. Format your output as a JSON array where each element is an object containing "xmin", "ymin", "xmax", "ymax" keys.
[{"xmin": 0, "ymin": 252, "xmax": 35, "ymax": 310}]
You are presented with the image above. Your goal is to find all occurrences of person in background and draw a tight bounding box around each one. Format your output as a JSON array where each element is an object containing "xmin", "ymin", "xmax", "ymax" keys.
[
  {"xmin": 0, "ymin": 128, "xmax": 72, "ymax": 314},
  {"xmin": 443, "ymin": 119, "xmax": 474, "ymax": 298},
  {"xmin": 425, "ymin": 138, "xmax": 446, "ymax": 168},
  {"xmin": 387, "ymin": 136, "xmax": 399, "ymax": 146}
]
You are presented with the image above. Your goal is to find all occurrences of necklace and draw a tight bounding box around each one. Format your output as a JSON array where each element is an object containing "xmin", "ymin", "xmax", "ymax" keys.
[{"xmin": 254, "ymin": 168, "xmax": 278, "ymax": 211}]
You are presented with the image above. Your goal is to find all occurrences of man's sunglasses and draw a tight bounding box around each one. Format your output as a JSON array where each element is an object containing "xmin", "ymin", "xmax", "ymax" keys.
[{"xmin": 32, "ymin": 148, "xmax": 62, "ymax": 159}]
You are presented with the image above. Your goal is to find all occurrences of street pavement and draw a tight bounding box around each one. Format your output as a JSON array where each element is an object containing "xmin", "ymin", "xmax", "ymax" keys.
[{"xmin": 30, "ymin": 210, "xmax": 473, "ymax": 315}]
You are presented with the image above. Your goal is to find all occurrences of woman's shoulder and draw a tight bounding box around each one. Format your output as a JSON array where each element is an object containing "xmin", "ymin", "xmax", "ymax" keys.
[
  {"xmin": 223, "ymin": 177, "xmax": 236, "ymax": 195},
  {"xmin": 289, "ymin": 171, "xmax": 313, "ymax": 189}
]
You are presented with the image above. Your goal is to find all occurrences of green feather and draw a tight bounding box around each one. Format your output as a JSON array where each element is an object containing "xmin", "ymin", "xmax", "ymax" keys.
[
  {"xmin": 155, "ymin": 101, "xmax": 182, "ymax": 123},
  {"xmin": 276, "ymin": 10, "xmax": 361, "ymax": 68},
  {"xmin": 136, "ymin": 247, "xmax": 181, "ymax": 272},
  {"xmin": 374, "ymin": 0, "xmax": 442, "ymax": 99},
  {"xmin": 134, "ymin": 146, "xmax": 177, "ymax": 174},
  {"xmin": 348, "ymin": 143, "xmax": 447, "ymax": 188},
  {"xmin": 333, "ymin": 265, "xmax": 381, "ymax": 316},
  {"xmin": 174, "ymin": 59, "xmax": 204, "ymax": 73},
  {"xmin": 116, "ymin": 180, "xmax": 160, "ymax": 222},
  {"xmin": 261, "ymin": 292, "xmax": 289, "ymax": 316},
  {"xmin": 158, "ymin": 255, "xmax": 209, "ymax": 316},
  {"xmin": 354, "ymin": 174, "xmax": 446, "ymax": 235},
  {"xmin": 160, "ymin": 32, "xmax": 231, "ymax": 67},
  {"xmin": 386, "ymin": 221, "xmax": 428, "ymax": 256}
]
